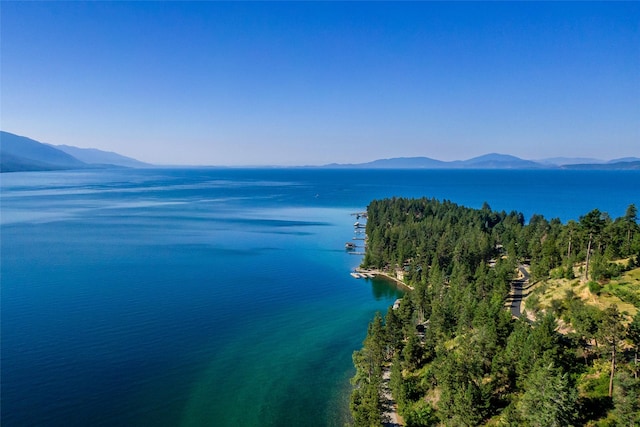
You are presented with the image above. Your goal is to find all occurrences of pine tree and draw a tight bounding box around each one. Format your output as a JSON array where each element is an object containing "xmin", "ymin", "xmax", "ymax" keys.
[
  {"xmin": 612, "ymin": 372, "xmax": 640, "ymax": 427},
  {"xmin": 580, "ymin": 209, "xmax": 605, "ymax": 282},
  {"xmin": 628, "ymin": 312, "xmax": 640, "ymax": 380},
  {"xmin": 625, "ymin": 204, "xmax": 638, "ymax": 257},
  {"xmin": 599, "ymin": 304, "xmax": 626, "ymax": 397},
  {"xmin": 517, "ymin": 362, "xmax": 578, "ymax": 427}
]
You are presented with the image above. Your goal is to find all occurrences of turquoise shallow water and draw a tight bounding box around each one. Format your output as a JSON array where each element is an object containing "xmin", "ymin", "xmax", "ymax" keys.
[{"xmin": 1, "ymin": 168, "xmax": 639, "ymax": 426}]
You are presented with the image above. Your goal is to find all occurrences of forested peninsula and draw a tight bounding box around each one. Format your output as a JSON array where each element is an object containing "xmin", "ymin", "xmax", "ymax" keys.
[{"xmin": 350, "ymin": 198, "xmax": 640, "ymax": 426}]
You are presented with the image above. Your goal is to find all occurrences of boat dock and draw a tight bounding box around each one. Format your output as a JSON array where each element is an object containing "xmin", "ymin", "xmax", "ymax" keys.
[
  {"xmin": 346, "ymin": 211, "xmax": 370, "ymax": 274},
  {"xmin": 350, "ymin": 270, "xmax": 376, "ymax": 279},
  {"xmin": 350, "ymin": 271, "xmax": 376, "ymax": 279}
]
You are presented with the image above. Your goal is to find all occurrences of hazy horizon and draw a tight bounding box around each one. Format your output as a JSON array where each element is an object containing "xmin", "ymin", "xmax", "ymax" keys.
[{"xmin": 2, "ymin": 2, "xmax": 638, "ymax": 166}]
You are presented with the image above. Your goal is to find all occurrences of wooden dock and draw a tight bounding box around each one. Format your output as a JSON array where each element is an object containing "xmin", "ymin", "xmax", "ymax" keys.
[
  {"xmin": 349, "ymin": 269, "xmax": 378, "ymax": 279},
  {"xmin": 350, "ymin": 271, "xmax": 374, "ymax": 279}
]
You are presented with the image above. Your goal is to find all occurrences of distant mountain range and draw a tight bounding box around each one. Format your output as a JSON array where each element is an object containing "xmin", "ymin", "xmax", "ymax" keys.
[
  {"xmin": 1, "ymin": 130, "xmax": 638, "ymax": 172},
  {"xmin": 1, "ymin": 131, "xmax": 149, "ymax": 172},
  {"xmin": 323, "ymin": 153, "xmax": 640, "ymax": 170},
  {"xmin": 54, "ymin": 144, "xmax": 148, "ymax": 168}
]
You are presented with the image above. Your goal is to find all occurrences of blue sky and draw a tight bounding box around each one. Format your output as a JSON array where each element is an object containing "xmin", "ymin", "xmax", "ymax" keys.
[{"xmin": 2, "ymin": 2, "xmax": 638, "ymax": 165}]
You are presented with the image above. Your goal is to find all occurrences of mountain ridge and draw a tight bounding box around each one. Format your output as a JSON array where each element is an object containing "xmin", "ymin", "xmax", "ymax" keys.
[
  {"xmin": 320, "ymin": 153, "xmax": 640, "ymax": 170},
  {"xmin": 1, "ymin": 131, "xmax": 87, "ymax": 172},
  {"xmin": 1, "ymin": 130, "xmax": 637, "ymax": 171},
  {"xmin": 1, "ymin": 131, "xmax": 149, "ymax": 172},
  {"xmin": 321, "ymin": 154, "xmax": 639, "ymax": 170},
  {"xmin": 53, "ymin": 144, "xmax": 150, "ymax": 168}
]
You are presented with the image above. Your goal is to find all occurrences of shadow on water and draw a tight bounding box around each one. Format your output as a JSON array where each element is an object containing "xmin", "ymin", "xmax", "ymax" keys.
[{"xmin": 369, "ymin": 278, "xmax": 405, "ymax": 301}]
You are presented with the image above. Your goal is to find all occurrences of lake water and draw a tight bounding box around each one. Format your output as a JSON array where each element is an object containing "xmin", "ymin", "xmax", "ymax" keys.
[{"xmin": 2, "ymin": 168, "xmax": 639, "ymax": 426}]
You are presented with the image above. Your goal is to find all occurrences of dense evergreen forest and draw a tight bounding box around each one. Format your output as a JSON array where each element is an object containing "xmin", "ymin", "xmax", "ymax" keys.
[{"xmin": 350, "ymin": 198, "xmax": 640, "ymax": 426}]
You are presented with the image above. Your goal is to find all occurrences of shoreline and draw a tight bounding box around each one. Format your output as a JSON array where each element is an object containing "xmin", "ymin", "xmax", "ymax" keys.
[{"xmin": 356, "ymin": 268, "xmax": 415, "ymax": 291}]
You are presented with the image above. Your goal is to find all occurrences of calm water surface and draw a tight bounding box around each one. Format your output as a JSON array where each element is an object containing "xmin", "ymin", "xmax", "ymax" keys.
[{"xmin": 2, "ymin": 168, "xmax": 639, "ymax": 426}]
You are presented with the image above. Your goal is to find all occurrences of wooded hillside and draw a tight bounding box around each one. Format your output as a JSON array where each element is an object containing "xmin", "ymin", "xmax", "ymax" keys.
[{"xmin": 351, "ymin": 198, "xmax": 640, "ymax": 426}]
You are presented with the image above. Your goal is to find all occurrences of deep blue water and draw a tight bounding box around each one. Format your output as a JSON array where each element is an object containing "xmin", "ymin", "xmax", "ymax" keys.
[{"xmin": 1, "ymin": 168, "xmax": 639, "ymax": 426}]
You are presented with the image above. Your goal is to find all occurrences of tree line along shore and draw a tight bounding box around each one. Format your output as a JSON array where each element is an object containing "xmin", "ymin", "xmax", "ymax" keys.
[{"xmin": 349, "ymin": 197, "xmax": 640, "ymax": 427}]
